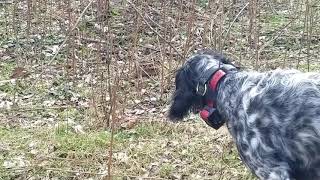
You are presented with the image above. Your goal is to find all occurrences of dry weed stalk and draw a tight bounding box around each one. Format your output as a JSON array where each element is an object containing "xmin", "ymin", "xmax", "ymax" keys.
[
  {"xmin": 248, "ymin": 0, "xmax": 260, "ymax": 69},
  {"xmin": 106, "ymin": 75, "xmax": 119, "ymax": 180},
  {"xmin": 182, "ymin": 0, "xmax": 196, "ymax": 58}
]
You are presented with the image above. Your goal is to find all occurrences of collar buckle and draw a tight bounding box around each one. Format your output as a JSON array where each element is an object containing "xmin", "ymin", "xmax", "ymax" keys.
[{"xmin": 196, "ymin": 83, "xmax": 207, "ymax": 96}]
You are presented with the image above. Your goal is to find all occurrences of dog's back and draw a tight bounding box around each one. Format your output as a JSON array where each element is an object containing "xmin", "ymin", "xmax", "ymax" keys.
[{"xmin": 218, "ymin": 69, "xmax": 320, "ymax": 179}]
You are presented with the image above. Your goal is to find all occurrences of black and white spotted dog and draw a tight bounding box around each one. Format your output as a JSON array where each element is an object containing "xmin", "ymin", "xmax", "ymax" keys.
[{"xmin": 169, "ymin": 49, "xmax": 320, "ymax": 180}]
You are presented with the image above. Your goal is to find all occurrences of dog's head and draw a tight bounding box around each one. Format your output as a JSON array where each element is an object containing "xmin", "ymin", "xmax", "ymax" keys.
[{"xmin": 168, "ymin": 49, "xmax": 238, "ymax": 120}]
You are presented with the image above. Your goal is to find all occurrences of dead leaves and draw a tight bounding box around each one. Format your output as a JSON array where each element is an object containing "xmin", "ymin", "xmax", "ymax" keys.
[{"xmin": 10, "ymin": 67, "xmax": 29, "ymax": 79}]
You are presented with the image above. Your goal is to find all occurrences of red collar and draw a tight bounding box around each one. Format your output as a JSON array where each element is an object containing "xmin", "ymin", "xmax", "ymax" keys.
[
  {"xmin": 208, "ymin": 69, "xmax": 226, "ymax": 91},
  {"xmin": 204, "ymin": 69, "xmax": 226, "ymax": 108},
  {"xmin": 196, "ymin": 69, "xmax": 227, "ymax": 96},
  {"xmin": 200, "ymin": 69, "xmax": 226, "ymax": 122}
]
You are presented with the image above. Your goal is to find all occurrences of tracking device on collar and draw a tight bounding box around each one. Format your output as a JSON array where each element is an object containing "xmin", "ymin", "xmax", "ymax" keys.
[
  {"xmin": 197, "ymin": 68, "xmax": 227, "ymax": 129},
  {"xmin": 200, "ymin": 106, "xmax": 225, "ymax": 129}
]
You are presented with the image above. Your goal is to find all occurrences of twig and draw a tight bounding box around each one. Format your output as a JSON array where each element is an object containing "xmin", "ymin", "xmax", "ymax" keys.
[
  {"xmin": 0, "ymin": 1, "xmax": 13, "ymax": 4},
  {"xmin": 222, "ymin": 3, "xmax": 249, "ymax": 46},
  {"xmin": 0, "ymin": 105, "xmax": 78, "ymax": 113},
  {"xmin": 258, "ymin": 16, "xmax": 298, "ymax": 54},
  {"xmin": 125, "ymin": 0, "xmax": 184, "ymax": 59},
  {"xmin": 0, "ymin": 79, "xmax": 14, "ymax": 85},
  {"xmin": 45, "ymin": 167, "xmax": 106, "ymax": 175},
  {"xmin": 80, "ymin": 36, "xmax": 108, "ymax": 44},
  {"xmin": 182, "ymin": 0, "xmax": 196, "ymax": 58},
  {"xmin": 107, "ymin": 73, "xmax": 120, "ymax": 180}
]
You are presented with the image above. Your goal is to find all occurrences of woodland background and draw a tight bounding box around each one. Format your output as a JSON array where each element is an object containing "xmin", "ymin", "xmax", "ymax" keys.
[{"xmin": 0, "ymin": 0, "xmax": 319, "ymax": 179}]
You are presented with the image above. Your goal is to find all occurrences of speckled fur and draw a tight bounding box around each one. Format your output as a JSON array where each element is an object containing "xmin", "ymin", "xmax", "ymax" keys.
[{"xmin": 169, "ymin": 50, "xmax": 320, "ymax": 180}]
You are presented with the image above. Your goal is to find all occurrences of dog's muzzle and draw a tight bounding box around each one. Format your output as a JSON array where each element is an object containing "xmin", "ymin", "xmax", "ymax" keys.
[{"xmin": 200, "ymin": 106, "xmax": 225, "ymax": 129}]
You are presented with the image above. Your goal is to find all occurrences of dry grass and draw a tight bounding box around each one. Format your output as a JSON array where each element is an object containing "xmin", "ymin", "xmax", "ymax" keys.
[{"xmin": 0, "ymin": 118, "xmax": 256, "ymax": 179}]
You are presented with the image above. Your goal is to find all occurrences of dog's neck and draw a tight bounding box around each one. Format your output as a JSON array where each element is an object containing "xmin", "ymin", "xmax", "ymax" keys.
[
  {"xmin": 196, "ymin": 67, "xmax": 232, "ymax": 104},
  {"xmin": 197, "ymin": 68, "xmax": 229, "ymax": 129},
  {"xmin": 215, "ymin": 71, "xmax": 245, "ymax": 126}
]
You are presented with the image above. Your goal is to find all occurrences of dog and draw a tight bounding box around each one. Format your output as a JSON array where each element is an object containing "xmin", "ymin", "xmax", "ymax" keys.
[{"xmin": 169, "ymin": 49, "xmax": 320, "ymax": 180}]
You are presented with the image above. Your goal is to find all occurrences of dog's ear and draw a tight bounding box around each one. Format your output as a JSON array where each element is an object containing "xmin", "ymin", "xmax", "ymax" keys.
[
  {"xmin": 169, "ymin": 89, "xmax": 195, "ymax": 120},
  {"xmin": 169, "ymin": 68, "xmax": 197, "ymax": 120}
]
